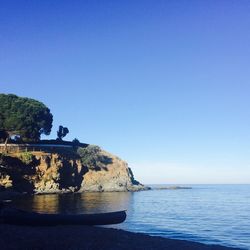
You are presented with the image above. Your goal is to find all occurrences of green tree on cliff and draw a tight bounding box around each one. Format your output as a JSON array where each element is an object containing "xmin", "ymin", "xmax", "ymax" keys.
[
  {"xmin": 57, "ymin": 125, "xmax": 69, "ymax": 141},
  {"xmin": 0, "ymin": 94, "xmax": 53, "ymax": 143},
  {"xmin": 77, "ymin": 145, "xmax": 112, "ymax": 170}
]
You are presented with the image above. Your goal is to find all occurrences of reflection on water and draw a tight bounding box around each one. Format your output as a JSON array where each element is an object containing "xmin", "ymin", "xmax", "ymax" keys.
[
  {"xmin": 10, "ymin": 185, "xmax": 250, "ymax": 249},
  {"xmin": 12, "ymin": 192, "xmax": 132, "ymax": 214}
]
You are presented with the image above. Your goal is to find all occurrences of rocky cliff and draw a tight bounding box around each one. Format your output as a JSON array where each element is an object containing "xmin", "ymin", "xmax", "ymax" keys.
[{"xmin": 0, "ymin": 146, "xmax": 147, "ymax": 193}]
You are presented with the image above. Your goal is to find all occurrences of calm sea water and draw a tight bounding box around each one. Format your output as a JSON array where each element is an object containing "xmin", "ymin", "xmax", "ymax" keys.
[{"xmin": 11, "ymin": 185, "xmax": 250, "ymax": 249}]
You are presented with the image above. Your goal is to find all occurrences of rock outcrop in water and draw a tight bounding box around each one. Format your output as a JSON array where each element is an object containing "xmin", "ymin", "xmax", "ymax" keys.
[{"xmin": 0, "ymin": 146, "xmax": 147, "ymax": 193}]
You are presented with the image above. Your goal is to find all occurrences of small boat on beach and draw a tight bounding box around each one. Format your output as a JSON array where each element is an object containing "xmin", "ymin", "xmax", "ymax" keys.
[{"xmin": 0, "ymin": 208, "xmax": 127, "ymax": 226}]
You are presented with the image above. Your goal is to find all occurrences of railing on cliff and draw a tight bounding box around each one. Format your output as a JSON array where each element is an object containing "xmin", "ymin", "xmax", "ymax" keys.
[{"xmin": 0, "ymin": 140, "xmax": 88, "ymax": 154}]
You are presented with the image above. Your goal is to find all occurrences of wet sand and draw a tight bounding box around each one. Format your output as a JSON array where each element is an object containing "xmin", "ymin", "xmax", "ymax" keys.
[{"xmin": 0, "ymin": 224, "xmax": 242, "ymax": 250}]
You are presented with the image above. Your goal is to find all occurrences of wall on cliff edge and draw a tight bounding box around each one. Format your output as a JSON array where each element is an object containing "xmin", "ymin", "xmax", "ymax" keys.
[{"xmin": 0, "ymin": 147, "xmax": 147, "ymax": 193}]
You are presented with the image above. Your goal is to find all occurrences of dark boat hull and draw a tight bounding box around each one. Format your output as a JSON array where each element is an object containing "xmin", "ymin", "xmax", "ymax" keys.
[{"xmin": 1, "ymin": 208, "xmax": 126, "ymax": 226}]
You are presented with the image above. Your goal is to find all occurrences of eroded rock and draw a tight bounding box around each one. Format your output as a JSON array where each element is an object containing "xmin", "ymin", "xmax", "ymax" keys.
[{"xmin": 0, "ymin": 149, "xmax": 148, "ymax": 193}]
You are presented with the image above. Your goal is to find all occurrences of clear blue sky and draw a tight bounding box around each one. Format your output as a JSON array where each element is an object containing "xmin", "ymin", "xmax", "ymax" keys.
[{"xmin": 1, "ymin": 0, "xmax": 250, "ymax": 184}]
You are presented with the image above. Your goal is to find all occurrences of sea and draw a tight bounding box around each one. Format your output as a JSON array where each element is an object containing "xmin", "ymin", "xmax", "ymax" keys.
[{"xmin": 11, "ymin": 184, "xmax": 250, "ymax": 249}]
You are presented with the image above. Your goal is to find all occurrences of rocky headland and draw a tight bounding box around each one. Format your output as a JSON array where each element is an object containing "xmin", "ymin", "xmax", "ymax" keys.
[{"xmin": 0, "ymin": 144, "xmax": 148, "ymax": 194}]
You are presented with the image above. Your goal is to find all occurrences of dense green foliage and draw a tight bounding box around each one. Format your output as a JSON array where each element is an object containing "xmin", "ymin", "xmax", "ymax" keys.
[
  {"xmin": 0, "ymin": 94, "xmax": 53, "ymax": 141},
  {"xmin": 77, "ymin": 145, "xmax": 112, "ymax": 170}
]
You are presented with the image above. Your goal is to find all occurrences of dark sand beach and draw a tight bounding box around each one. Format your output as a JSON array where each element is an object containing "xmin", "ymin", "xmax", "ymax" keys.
[{"xmin": 0, "ymin": 224, "xmax": 242, "ymax": 250}]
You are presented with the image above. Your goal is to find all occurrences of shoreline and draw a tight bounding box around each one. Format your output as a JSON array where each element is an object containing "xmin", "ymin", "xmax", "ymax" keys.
[{"xmin": 0, "ymin": 224, "xmax": 242, "ymax": 250}]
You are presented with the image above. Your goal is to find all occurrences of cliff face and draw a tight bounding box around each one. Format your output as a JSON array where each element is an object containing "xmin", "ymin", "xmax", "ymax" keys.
[
  {"xmin": 80, "ymin": 150, "xmax": 144, "ymax": 192},
  {"xmin": 0, "ymin": 148, "xmax": 147, "ymax": 193}
]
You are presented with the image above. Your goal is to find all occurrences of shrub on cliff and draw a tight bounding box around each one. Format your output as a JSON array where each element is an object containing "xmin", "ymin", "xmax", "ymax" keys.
[
  {"xmin": 77, "ymin": 145, "xmax": 112, "ymax": 170},
  {"xmin": 18, "ymin": 152, "xmax": 35, "ymax": 165},
  {"xmin": 0, "ymin": 94, "xmax": 53, "ymax": 142}
]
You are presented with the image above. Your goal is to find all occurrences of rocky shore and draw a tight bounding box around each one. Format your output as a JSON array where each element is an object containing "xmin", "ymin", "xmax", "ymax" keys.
[
  {"xmin": 0, "ymin": 146, "xmax": 149, "ymax": 193},
  {"xmin": 0, "ymin": 224, "xmax": 242, "ymax": 250}
]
